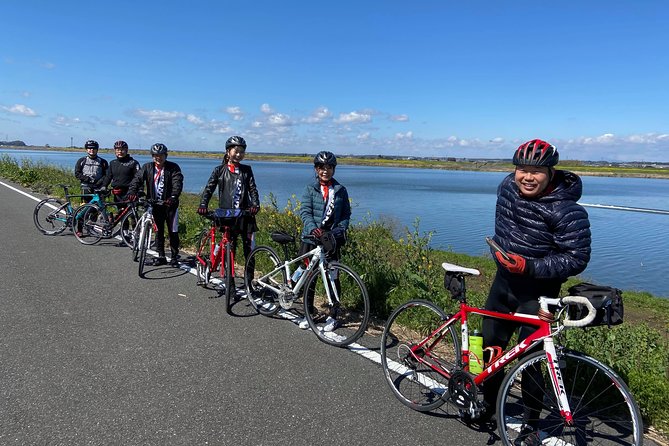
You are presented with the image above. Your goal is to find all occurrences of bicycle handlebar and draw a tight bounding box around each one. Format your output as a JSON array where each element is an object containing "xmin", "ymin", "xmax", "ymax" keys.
[
  {"xmin": 540, "ymin": 295, "xmax": 596, "ymax": 327},
  {"xmin": 204, "ymin": 208, "xmax": 251, "ymax": 220}
]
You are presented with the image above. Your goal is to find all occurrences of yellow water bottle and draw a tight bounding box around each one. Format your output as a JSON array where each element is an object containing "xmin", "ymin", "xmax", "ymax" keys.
[{"xmin": 469, "ymin": 329, "xmax": 484, "ymax": 374}]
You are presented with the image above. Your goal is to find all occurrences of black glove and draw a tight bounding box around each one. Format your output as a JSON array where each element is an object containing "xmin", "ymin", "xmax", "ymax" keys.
[
  {"xmin": 164, "ymin": 197, "xmax": 175, "ymax": 208},
  {"xmin": 197, "ymin": 205, "xmax": 208, "ymax": 216},
  {"xmin": 249, "ymin": 206, "xmax": 259, "ymax": 216}
]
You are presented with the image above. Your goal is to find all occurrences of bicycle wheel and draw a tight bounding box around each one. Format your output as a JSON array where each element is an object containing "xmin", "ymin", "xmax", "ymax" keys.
[
  {"xmin": 33, "ymin": 198, "xmax": 70, "ymax": 235},
  {"xmin": 131, "ymin": 219, "xmax": 142, "ymax": 262},
  {"xmin": 381, "ymin": 299, "xmax": 460, "ymax": 412},
  {"xmin": 195, "ymin": 229, "xmax": 212, "ymax": 286},
  {"xmin": 244, "ymin": 246, "xmax": 285, "ymax": 316},
  {"xmin": 137, "ymin": 222, "xmax": 152, "ymax": 277},
  {"xmin": 497, "ymin": 349, "xmax": 642, "ymax": 446},
  {"xmin": 303, "ymin": 262, "xmax": 370, "ymax": 347},
  {"xmin": 224, "ymin": 243, "xmax": 235, "ymax": 314},
  {"xmin": 73, "ymin": 204, "xmax": 105, "ymax": 245},
  {"xmin": 119, "ymin": 207, "xmax": 139, "ymax": 248}
]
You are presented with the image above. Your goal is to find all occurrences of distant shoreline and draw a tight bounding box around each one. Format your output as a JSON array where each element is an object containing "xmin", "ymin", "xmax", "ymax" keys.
[{"xmin": 2, "ymin": 144, "xmax": 669, "ymax": 179}]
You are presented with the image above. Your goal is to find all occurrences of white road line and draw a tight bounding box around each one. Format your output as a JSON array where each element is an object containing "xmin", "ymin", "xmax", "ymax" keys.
[{"xmin": 0, "ymin": 180, "xmax": 44, "ymax": 202}]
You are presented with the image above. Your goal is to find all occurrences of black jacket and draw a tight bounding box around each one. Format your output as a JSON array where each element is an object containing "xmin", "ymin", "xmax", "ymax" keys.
[
  {"xmin": 200, "ymin": 163, "xmax": 260, "ymax": 210},
  {"xmin": 105, "ymin": 155, "xmax": 140, "ymax": 189},
  {"xmin": 74, "ymin": 155, "xmax": 109, "ymax": 188},
  {"xmin": 492, "ymin": 170, "xmax": 591, "ymax": 281},
  {"xmin": 129, "ymin": 160, "xmax": 183, "ymax": 203}
]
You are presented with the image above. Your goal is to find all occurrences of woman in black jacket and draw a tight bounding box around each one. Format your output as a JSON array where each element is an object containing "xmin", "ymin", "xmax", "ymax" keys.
[
  {"xmin": 481, "ymin": 139, "xmax": 591, "ymax": 442},
  {"xmin": 197, "ymin": 136, "xmax": 260, "ymax": 264}
]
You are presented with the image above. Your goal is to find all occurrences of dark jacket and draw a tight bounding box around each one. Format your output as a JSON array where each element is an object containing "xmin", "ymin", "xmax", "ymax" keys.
[
  {"xmin": 129, "ymin": 160, "xmax": 183, "ymax": 203},
  {"xmin": 105, "ymin": 155, "xmax": 140, "ymax": 189},
  {"xmin": 300, "ymin": 178, "xmax": 351, "ymax": 238},
  {"xmin": 74, "ymin": 155, "xmax": 109, "ymax": 188},
  {"xmin": 492, "ymin": 170, "xmax": 591, "ymax": 281},
  {"xmin": 200, "ymin": 163, "xmax": 260, "ymax": 210},
  {"xmin": 199, "ymin": 162, "xmax": 260, "ymax": 232}
]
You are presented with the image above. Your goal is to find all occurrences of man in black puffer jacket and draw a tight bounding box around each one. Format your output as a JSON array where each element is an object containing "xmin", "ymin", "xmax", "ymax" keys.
[{"xmin": 481, "ymin": 139, "xmax": 591, "ymax": 439}]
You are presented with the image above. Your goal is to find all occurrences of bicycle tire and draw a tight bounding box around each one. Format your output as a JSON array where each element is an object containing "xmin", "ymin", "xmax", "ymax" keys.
[
  {"xmin": 244, "ymin": 246, "xmax": 285, "ymax": 316},
  {"xmin": 131, "ymin": 219, "xmax": 142, "ymax": 262},
  {"xmin": 195, "ymin": 229, "xmax": 212, "ymax": 287},
  {"xmin": 303, "ymin": 261, "xmax": 370, "ymax": 347},
  {"xmin": 73, "ymin": 204, "xmax": 105, "ymax": 245},
  {"xmin": 118, "ymin": 207, "xmax": 139, "ymax": 248},
  {"xmin": 224, "ymin": 243, "xmax": 235, "ymax": 314},
  {"xmin": 33, "ymin": 198, "xmax": 70, "ymax": 235},
  {"xmin": 380, "ymin": 299, "xmax": 460, "ymax": 412},
  {"xmin": 137, "ymin": 221, "xmax": 152, "ymax": 277},
  {"xmin": 496, "ymin": 349, "xmax": 643, "ymax": 446}
]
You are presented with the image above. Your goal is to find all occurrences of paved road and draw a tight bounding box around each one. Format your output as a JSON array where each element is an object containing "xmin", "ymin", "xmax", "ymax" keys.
[{"xmin": 0, "ymin": 180, "xmax": 493, "ymax": 445}]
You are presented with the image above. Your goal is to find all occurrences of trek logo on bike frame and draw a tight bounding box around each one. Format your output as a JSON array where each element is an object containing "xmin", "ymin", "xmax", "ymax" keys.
[{"xmin": 483, "ymin": 338, "xmax": 530, "ymax": 375}]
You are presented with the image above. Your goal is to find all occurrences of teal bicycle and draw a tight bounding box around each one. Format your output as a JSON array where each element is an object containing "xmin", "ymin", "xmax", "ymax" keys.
[{"xmin": 33, "ymin": 184, "xmax": 106, "ymax": 235}]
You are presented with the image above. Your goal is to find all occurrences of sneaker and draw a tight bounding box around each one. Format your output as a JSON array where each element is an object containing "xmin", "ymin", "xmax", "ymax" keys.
[
  {"xmin": 169, "ymin": 257, "xmax": 179, "ymax": 267},
  {"xmin": 323, "ymin": 316, "xmax": 339, "ymax": 332},
  {"xmin": 516, "ymin": 427, "xmax": 541, "ymax": 446},
  {"xmin": 297, "ymin": 317, "xmax": 310, "ymax": 330}
]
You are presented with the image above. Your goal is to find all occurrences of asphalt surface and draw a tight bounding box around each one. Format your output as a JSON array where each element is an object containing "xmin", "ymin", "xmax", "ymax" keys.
[{"xmin": 0, "ymin": 179, "xmax": 494, "ymax": 445}]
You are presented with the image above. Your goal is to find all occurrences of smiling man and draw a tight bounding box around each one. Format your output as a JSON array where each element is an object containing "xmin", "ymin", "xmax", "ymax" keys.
[{"xmin": 478, "ymin": 139, "xmax": 592, "ymax": 441}]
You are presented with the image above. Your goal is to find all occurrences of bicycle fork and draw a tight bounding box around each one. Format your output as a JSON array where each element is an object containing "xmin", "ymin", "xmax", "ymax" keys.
[{"xmin": 543, "ymin": 337, "xmax": 574, "ymax": 424}]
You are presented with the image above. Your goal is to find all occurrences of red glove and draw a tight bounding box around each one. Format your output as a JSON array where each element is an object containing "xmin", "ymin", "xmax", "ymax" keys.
[
  {"xmin": 197, "ymin": 206, "xmax": 208, "ymax": 216},
  {"xmin": 127, "ymin": 194, "xmax": 138, "ymax": 202},
  {"xmin": 112, "ymin": 187, "xmax": 124, "ymax": 196},
  {"xmin": 495, "ymin": 251, "xmax": 527, "ymax": 274},
  {"xmin": 311, "ymin": 228, "xmax": 323, "ymax": 238},
  {"xmin": 249, "ymin": 206, "xmax": 259, "ymax": 216}
]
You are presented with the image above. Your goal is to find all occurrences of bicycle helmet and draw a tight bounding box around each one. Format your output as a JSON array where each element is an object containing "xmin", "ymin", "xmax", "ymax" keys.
[
  {"xmin": 314, "ymin": 151, "xmax": 337, "ymax": 167},
  {"xmin": 150, "ymin": 143, "xmax": 168, "ymax": 155},
  {"xmin": 225, "ymin": 136, "xmax": 247, "ymax": 150},
  {"xmin": 114, "ymin": 140, "xmax": 128, "ymax": 150},
  {"xmin": 84, "ymin": 140, "xmax": 99, "ymax": 150},
  {"xmin": 513, "ymin": 139, "xmax": 559, "ymax": 167}
]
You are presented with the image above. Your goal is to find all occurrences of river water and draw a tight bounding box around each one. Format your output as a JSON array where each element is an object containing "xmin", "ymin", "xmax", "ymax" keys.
[{"xmin": 3, "ymin": 149, "xmax": 668, "ymax": 298}]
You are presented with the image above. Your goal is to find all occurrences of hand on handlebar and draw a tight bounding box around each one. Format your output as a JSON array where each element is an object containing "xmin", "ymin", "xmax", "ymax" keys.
[
  {"xmin": 249, "ymin": 206, "xmax": 259, "ymax": 216},
  {"xmin": 126, "ymin": 194, "xmax": 138, "ymax": 202},
  {"xmin": 197, "ymin": 205, "xmax": 209, "ymax": 216},
  {"xmin": 311, "ymin": 228, "xmax": 323, "ymax": 238}
]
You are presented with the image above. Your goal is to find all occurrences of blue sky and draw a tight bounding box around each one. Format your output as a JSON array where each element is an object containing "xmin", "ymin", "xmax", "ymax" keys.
[{"xmin": 1, "ymin": 1, "xmax": 668, "ymax": 161}]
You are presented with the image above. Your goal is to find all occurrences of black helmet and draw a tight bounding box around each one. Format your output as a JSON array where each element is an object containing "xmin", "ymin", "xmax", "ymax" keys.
[
  {"xmin": 225, "ymin": 136, "xmax": 247, "ymax": 150},
  {"xmin": 84, "ymin": 140, "xmax": 99, "ymax": 150},
  {"xmin": 314, "ymin": 151, "xmax": 337, "ymax": 167},
  {"xmin": 512, "ymin": 139, "xmax": 559, "ymax": 167},
  {"xmin": 150, "ymin": 143, "xmax": 168, "ymax": 155},
  {"xmin": 114, "ymin": 140, "xmax": 128, "ymax": 150}
]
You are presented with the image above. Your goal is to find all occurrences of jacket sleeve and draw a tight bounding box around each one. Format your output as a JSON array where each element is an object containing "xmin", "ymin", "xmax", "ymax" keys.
[
  {"xmin": 528, "ymin": 204, "xmax": 592, "ymax": 280},
  {"xmin": 300, "ymin": 186, "xmax": 319, "ymax": 234},
  {"xmin": 247, "ymin": 167, "xmax": 260, "ymax": 207},
  {"xmin": 170, "ymin": 165, "xmax": 183, "ymax": 198},
  {"xmin": 199, "ymin": 166, "xmax": 220, "ymax": 206},
  {"xmin": 74, "ymin": 158, "xmax": 88, "ymax": 183},
  {"xmin": 128, "ymin": 165, "xmax": 145, "ymax": 195},
  {"xmin": 335, "ymin": 187, "xmax": 351, "ymax": 232},
  {"xmin": 95, "ymin": 160, "xmax": 110, "ymax": 188}
]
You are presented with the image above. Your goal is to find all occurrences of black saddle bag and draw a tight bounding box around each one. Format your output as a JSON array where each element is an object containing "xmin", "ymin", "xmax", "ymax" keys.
[{"xmin": 567, "ymin": 282, "xmax": 624, "ymax": 327}]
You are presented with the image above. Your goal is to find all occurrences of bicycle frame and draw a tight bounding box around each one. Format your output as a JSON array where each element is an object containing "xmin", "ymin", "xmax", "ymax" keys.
[
  {"xmin": 197, "ymin": 224, "xmax": 235, "ymax": 278},
  {"xmin": 412, "ymin": 299, "xmax": 576, "ymax": 423}
]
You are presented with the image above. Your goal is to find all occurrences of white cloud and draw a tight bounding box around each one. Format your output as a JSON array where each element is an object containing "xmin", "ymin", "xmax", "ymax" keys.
[
  {"xmin": 42, "ymin": 62, "xmax": 56, "ymax": 69},
  {"xmin": 52, "ymin": 115, "xmax": 81, "ymax": 127},
  {"xmin": 260, "ymin": 103, "xmax": 273, "ymax": 114},
  {"xmin": 394, "ymin": 131, "xmax": 413, "ymax": 140},
  {"xmin": 268, "ymin": 113, "xmax": 293, "ymax": 126},
  {"xmin": 303, "ymin": 106, "xmax": 332, "ymax": 124},
  {"xmin": 389, "ymin": 114, "xmax": 409, "ymax": 122},
  {"xmin": 225, "ymin": 106, "xmax": 244, "ymax": 121},
  {"xmin": 2, "ymin": 104, "xmax": 37, "ymax": 117},
  {"xmin": 186, "ymin": 114, "xmax": 204, "ymax": 125},
  {"xmin": 334, "ymin": 111, "xmax": 372, "ymax": 124}
]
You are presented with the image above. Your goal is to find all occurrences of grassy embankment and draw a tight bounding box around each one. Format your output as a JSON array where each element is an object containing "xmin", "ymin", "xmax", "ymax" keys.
[{"xmin": 2, "ymin": 154, "xmax": 668, "ymax": 437}]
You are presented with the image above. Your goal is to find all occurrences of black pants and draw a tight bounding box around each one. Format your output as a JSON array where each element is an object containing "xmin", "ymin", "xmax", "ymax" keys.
[
  {"xmin": 482, "ymin": 270, "xmax": 561, "ymax": 425},
  {"xmin": 152, "ymin": 204, "xmax": 179, "ymax": 258}
]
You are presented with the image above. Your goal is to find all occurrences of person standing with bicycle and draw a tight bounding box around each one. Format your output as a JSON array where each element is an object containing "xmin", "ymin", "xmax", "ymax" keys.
[
  {"xmin": 197, "ymin": 136, "xmax": 260, "ymax": 266},
  {"xmin": 104, "ymin": 140, "xmax": 140, "ymax": 245},
  {"xmin": 295, "ymin": 151, "xmax": 351, "ymax": 331},
  {"xmin": 127, "ymin": 143, "xmax": 183, "ymax": 267},
  {"xmin": 482, "ymin": 139, "xmax": 591, "ymax": 442},
  {"xmin": 74, "ymin": 139, "xmax": 109, "ymax": 235}
]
